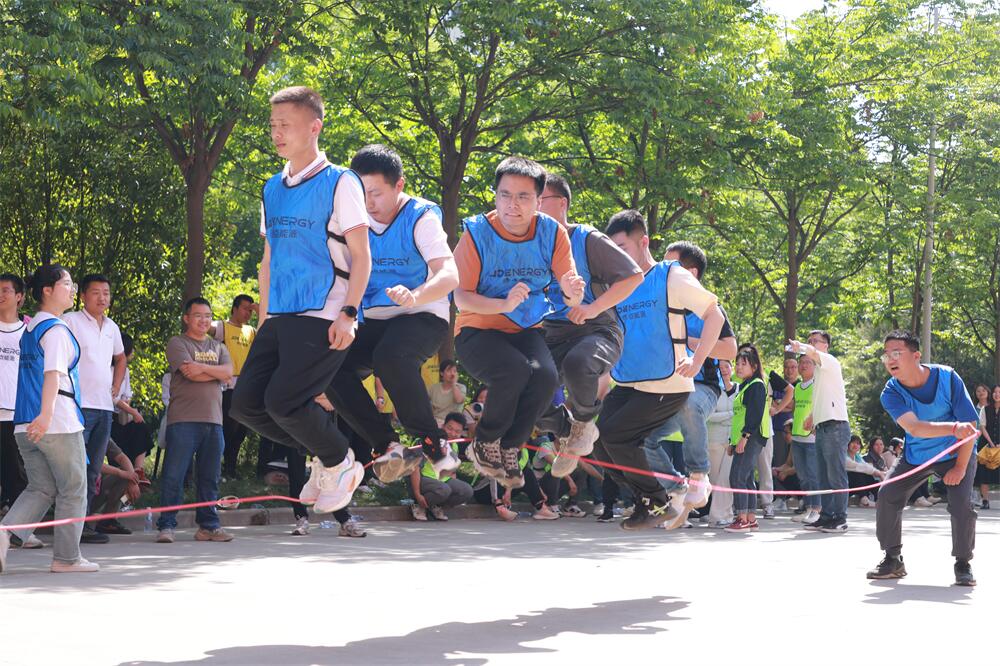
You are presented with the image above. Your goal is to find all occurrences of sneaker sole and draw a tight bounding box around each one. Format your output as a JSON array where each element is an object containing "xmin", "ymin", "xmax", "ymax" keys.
[
  {"xmin": 373, "ymin": 454, "xmax": 423, "ymax": 484},
  {"xmin": 820, "ymin": 527, "xmax": 848, "ymax": 534},
  {"xmin": 868, "ymin": 570, "xmax": 907, "ymax": 580},
  {"xmin": 470, "ymin": 453, "xmax": 505, "ymax": 481},
  {"xmin": 664, "ymin": 505, "xmax": 693, "ymax": 531},
  {"xmin": 496, "ymin": 474, "xmax": 525, "ymax": 489},
  {"xmin": 314, "ymin": 462, "xmax": 365, "ymax": 514}
]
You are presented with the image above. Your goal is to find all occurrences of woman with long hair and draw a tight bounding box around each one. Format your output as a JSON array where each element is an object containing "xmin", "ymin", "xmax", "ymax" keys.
[{"xmin": 974, "ymin": 384, "xmax": 1000, "ymax": 509}]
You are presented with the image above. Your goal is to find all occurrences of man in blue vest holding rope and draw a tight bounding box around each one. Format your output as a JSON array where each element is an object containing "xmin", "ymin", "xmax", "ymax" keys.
[
  {"xmin": 536, "ymin": 173, "xmax": 643, "ymax": 477},
  {"xmin": 324, "ymin": 144, "xmax": 462, "ymax": 483},
  {"xmin": 868, "ymin": 329, "xmax": 979, "ymax": 586}
]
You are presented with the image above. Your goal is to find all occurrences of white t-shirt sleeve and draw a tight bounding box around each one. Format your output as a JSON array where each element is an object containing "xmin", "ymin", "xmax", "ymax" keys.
[
  {"xmin": 112, "ymin": 322, "xmax": 124, "ymax": 356},
  {"xmin": 414, "ymin": 210, "xmax": 453, "ymax": 262},
  {"xmin": 40, "ymin": 325, "xmax": 74, "ymax": 377},
  {"xmin": 667, "ymin": 266, "xmax": 718, "ymax": 318},
  {"xmin": 331, "ymin": 172, "xmax": 369, "ymax": 235}
]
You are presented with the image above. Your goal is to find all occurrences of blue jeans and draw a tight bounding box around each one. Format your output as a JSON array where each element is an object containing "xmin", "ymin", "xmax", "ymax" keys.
[
  {"xmin": 642, "ymin": 383, "xmax": 717, "ymax": 491},
  {"xmin": 1, "ymin": 432, "xmax": 87, "ymax": 563},
  {"xmin": 815, "ymin": 420, "xmax": 849, "ymax": 521},
  {"xmin": 82, "ymin": 408, "xmax": 113, "ymax": 512},
  {"xmin": 157, "ymin": 422, "xmax": 224, "ymax": 531},
  {"xmin": 730, "ymin": 435, "xmax": 764, "ymax": 513},
  {"xmin": 792, "ymin": 440, "xmax": 820, "ymax": 508}
]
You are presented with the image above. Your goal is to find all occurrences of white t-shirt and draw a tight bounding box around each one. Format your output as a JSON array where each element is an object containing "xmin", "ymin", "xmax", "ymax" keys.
[
  {"xmin": 115, "ymin": 367, "xmax": 133, "ymax": 413},
  {"xmin": 260, "ymin": 152, "xmax": 369, "ymax": 321},
  {"xmin": 364, "ymin": 204, "xmax": 453, "ymax": 323},
  {"xmin": 14, "ymin": 312, "xmax": 84, "ymax": 435},
  {"xmin": 618, "ymin": 265, "xmax": 719, "ymax": 395},
  {"xmin": 810, "ymin": 351, "xmax": 849, "ymax": 424},
  {"xmin": 61, "ymin": 309, "xmax": 124, "ymax": 411},
  {"xmin": 0, "ymin": 319, "xmax": 26, "ymax": 421}
]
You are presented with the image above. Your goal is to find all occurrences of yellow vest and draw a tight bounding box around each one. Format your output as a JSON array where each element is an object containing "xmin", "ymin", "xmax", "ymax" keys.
[
  {"xmin": 222, "ymin": 321, "xmax": 255, "ymax": 376},
  {"xmin": 421, "ymin": 354, "xmax": 440, "ymax": 389},
  {"xmin": 363, "ymin": 375, "xmax": 394, "ymax": 414}
]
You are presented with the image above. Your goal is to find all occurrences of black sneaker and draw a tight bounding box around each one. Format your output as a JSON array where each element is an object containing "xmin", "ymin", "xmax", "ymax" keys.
[
  {"xmin": 96, "ymin": 519, "xmax": 132, "ymax": 535},
  {"xmin": 497, "ymin": 447, "xmax": 524, "ymax": 489},
  {"xmin": 982, "ymin": 499, "xmax": 990, "ymax": 510},
  {"xmin": 596, "ymin": 509, "xmax": 616, "ymax": 522},
  {"xmin": 821, "ymin": 517, "xmax": 848, "ymax": 534},
  {"xmin": 80, "ymin": 526, "xmax": 110, "ymax": 544},
  {"xmin": 621, "ymin": 495, "xmax": 678, "ymax": 531},
  {"xmin": 867, "ymin": 554, "xmax": 906, "ymax": 579},
  {"xmin": 954, "ymin": 559, "xmax": 976, "ymax": 586},
  {"xmin": 803, "ymin": 516, "xmax": 829, "ymax": 531},
  {"xmin": 470, "ymin": 439, "xmax": 505, "ymax": 480}
]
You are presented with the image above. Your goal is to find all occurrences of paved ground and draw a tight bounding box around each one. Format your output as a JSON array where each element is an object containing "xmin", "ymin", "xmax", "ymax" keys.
[{"xmin": 1, "ymin": 505, "xmax": 996, "ymax": 666}]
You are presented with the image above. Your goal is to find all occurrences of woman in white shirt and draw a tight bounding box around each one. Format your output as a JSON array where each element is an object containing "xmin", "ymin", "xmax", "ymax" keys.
[{"xmin": 0, "ymin": 265, "xmax": 97, "ymax": 574}]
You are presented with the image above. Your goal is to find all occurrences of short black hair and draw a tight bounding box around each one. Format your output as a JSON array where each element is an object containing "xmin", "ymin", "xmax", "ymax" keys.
[
  {"xmin": 808, "ymin": 329, "xmax": 832, "ymax": 346},
  {"xmin": 443, "ymin": 412, "xmax": 467, "ymax": 428},
  {"xmin": 883, "ymin": 329, "xmax": 919, "ymax": 352},
  {"xmin": 231, "ymin": 294, "xmax": 254, "ymax": 312},
  {"xmin": 440, "ymin": 359, "xmax": 458, "ymax": 376},
  {"xmin": 605, "ymin": 209, "xmax": 647, "ymax": 237},
  {"xmin": 79, "ymin": 274, "xmax": 111, "ymax": 294},
  {"xmin": 494, "ymin": 156, "xmax": 546, "ymax": 196},
  {"xmin": 351, "ymin": 144, "xmax": 404, "ymax": 184},
  {"xmin": 270, "ymin": 86, "xmax": 324, "ymax": 120},
  {"xmin": 0, "ymin": 273, "xmax": 25, "ymax": 295},
  {"xmin": 666, "ymin": 241, "xmax": 708, "ymax": 279},
  {"xmin": 183, "ymin": 297, "xmax": 212, "ymax": 315},
  {"xmin": 26, "ymin": 264, "xmax": 69, "ymax": 304},
  {"xmin": 849, "ymin": 434, "xmax": 862, "ymax": 446},
  {"xmin": 544, "ymin": 173, "xmax": 572, "ymax": 207},
  {"xmin": 121, "ymin": 332, "xmax": 134, "ymax": 357}
]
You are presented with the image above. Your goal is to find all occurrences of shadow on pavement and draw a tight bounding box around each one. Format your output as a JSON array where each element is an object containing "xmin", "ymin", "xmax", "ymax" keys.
[
  {"xmin": 862, "ymin": 580, "xmax": 974, "ymax": 605},
  {"xmin": 117, "ymin": 596, "xmax": 689, "ymax": 666}
]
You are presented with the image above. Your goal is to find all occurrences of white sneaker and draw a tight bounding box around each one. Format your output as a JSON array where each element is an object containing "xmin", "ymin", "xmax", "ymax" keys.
[
  {"xmin": 774, "ymin": 499, "xmax": 788, "ymax": 512},
  {"xmin": 683, "ymin": 473, "xmax": 712, "ymax": 508},
  {"xmin": 313, "ymin": 450, "xmax": 365, "ymax": 514},
  {"xmin": 532, "ymin": 505, "xmax": 560, "ymax": 520},
  {"xmin": 927, "ymin": 495, "xmax": 943, "ymax": 505},
  {"xmin": 429, "ymin": 506, "xmax": 449, "ymax": 521},
  {"xmin": 299, "ymin": 457, "xmax": 324, "ymax": 505},
  {"xmin": 860, "ymin": 495, "xmax": 876, "ymax": 508},
  {"xmin": 801, "ymin": 509, "xmax": 821, "ymax": 525},
  {"xmin": 19, "ymin": 534, "xmax": 45, "ymax": 549},
  {"xmin": 551, "ymin": 419, "xmax": 599, "ymax": 478},
  {"xmin": 664, "ymin": 485, "xmax": 691, "ymax": 530},
  {"xmin": 0, "ymin": 529, "xmax": 9, "ymax": 573},
  {"xmin": 592, "ymin": 503, "xmax": 605, "ymax": 517},
  {"xmin": 291, "ymin": 517, "xmax": 310, "ymax": 536},
  {"xmin": 428, "ymin": 439, "xmax": 462, "ymax": 477},
  {"xmin": 411, "ymin": 504, "xmax": 428, "ymax": 521},
  {"xmin": 51, "ymin": 558, "xmax": 100, "ymax": 573},
  {"xmin": 914, "ymin": 496, "xmax": 934, "ymax": 507}
]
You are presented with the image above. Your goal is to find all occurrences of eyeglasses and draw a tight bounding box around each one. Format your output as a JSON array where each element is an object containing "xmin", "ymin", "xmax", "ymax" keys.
[
  {"xmin": 538, "ymin": 195, "xmax": 565, "ymax": 202},
  {"xmin": 57, "ymin": 280, "xmax": 78, "ymax": 293},
  {"xmin": 880, "ymin": 350, "xmax": 907, "ymax": 363},
  {"xmin": 0, "ymin": 287, "xmax": 17, "ymax": 295},
  {"xmin": 497, "ymin": 191, "xmax": 537, "ymax": 206}
]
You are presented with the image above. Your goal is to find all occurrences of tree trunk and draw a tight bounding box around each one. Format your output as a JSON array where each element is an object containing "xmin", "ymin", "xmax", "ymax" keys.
[
  {"xmin": 436, "ymin": 155, "xmax": 464, "ymax": 362},
  {"xmin": 784, "ymin": 213, "xmax": 799, "ymax": 351},
  {"xmin": 183, "ymin": 168, "xmax": 209, "ymax": 302}
]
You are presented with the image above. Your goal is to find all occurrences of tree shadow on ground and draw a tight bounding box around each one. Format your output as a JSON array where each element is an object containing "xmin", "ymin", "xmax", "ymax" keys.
[{"xmin": 118, "ymin": 596, "xmax": 689, "ymax": 666}]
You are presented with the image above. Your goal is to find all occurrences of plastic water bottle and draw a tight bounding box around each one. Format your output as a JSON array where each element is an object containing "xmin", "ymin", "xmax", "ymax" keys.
[{"xmin": 143, "ymin": 511, "xmax": 154, "ymax": 534}]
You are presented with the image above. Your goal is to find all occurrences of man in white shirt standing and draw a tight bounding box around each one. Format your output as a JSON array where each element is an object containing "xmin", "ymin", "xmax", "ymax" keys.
[
  {"xmin": 62, "ymin": 274, "xmax": 126, "ymax": 545},
  {"xmin": 788, "ymin": 330, "xmax": 851, "ymax": 534},
  {"xmin": 0, "ymin": 273, "xmax": 28, "ymax": 512},
  {"xmin": 231, "ymin": 86, "xmax": 372, "ymax": 514}
]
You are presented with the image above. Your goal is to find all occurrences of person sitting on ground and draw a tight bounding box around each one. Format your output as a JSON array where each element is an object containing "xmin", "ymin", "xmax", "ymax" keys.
[
  {"xmin": 428, "ymin": 360, "xmax": 467, "ymax": 425},
  {"xmin": 408, "ymin": 413, "xmax": 474, "ymax": 521},
  {"xmin": 93, "ymin": 438, "xmax": 142, "ymax": 535},
  {"xmin": 846, "ymin": 434, "xmax": 885, "ymax": 508},
  {"xmin": 530, "ymin": 434, "xmax": 585, "ymax": 517}
]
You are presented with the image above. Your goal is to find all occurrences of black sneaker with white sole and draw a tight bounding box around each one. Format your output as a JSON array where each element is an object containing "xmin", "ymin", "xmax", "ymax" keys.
[
  {"xmin": 820, "ymin": 517, "xmax": 848, "ymax": 533},
  {"xmin": 954, "ymin": 559, "xmax": 976, "ymax": 586},
  {"xmin": 867, "ymin": 554, "xmax": 906, "ymax": 580},
  {"xmin": 621, "ymin": 495, "xmax": 678, "ymax": 531},
  {"xmin": 803, "ymin": 516, "xmax": 829, "ymax": 531}
]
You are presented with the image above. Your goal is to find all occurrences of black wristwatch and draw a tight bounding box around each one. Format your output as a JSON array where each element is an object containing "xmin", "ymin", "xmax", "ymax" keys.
[{"xmin": 340, "ymin": 305, "xmax": 358, "ymax": 319}]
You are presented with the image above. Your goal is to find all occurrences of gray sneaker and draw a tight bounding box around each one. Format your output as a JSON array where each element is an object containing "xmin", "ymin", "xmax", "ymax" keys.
[
  {"xmin": 429, "ymin": 506, "xmax": 449, "ymax": 521},
  {"xmin": 155, "ymin": 529, "xmax": 175, "ymax": 544},
  {"xmin": 470, "ymin": 439, "xmax": 505, "ymax": 479},
  {"xmin": 372, "ymin": 442, "xmax": 424, "ymax": 483},
  {"xmin": 551, "ymin": 419, "xmax": 598, "ymax": 478}
]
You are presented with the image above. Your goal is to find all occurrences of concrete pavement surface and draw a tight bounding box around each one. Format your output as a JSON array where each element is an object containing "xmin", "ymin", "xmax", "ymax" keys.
[{"xmin": 1, "ymin": 506, "xmax": 996, "ymax": 665}]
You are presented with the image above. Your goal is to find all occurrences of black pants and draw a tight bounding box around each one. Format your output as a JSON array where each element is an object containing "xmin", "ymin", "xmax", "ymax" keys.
[
  {"xmin": 848, "ymin": 471, "xmax": 878, "ymax": 499},
  {"xmin": 221, "ymin": 389, "xmax": 248, "ymax": 477},
  {"xmin": 326, "ymin": 313, "xmax": 447, "ymax": 454},
  {"xmin": 455, "ymin": 327, "xmax": 558, "ymax": 449},
  {"xmin": 876, "ymin": 454, "xmax": 977, "ymax": 560},
  {"xmin": 539, "ymin": 472, "xmax": 569, "ymax": 505},
  {"xmin": 111, "ymin": 419, "xmax": 154, "ymax": 461},
  {"xmin": 231, "ymin": 316, "xmax": 351, "ymax": 467},
  {"xmin": 538, "ymin": 328, "xmax": 622, "ymax": 437},
  {"xmin": 0, "ymin": 421, "xmax": 27, "ymax": 507},
  {"xmin": 592, "ymin": 386, "xmax": 689, "ymax": 500}
]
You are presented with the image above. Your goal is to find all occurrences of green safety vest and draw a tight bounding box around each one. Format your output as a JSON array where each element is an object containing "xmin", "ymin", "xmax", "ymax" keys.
[
  {"xmin": 663, "ymin": 430, "xmax": 683, "ymax": 443},
  {"xmin": 791, "ymin": 380, "xmax": 815, "ymax": 439},
  {"xmin": 730, "ymin": 377, "xmax": 772, "ymax": 446},
  {"xmin": 421, "ymin": 443, "xmax": 461, "ymax": 482}
]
